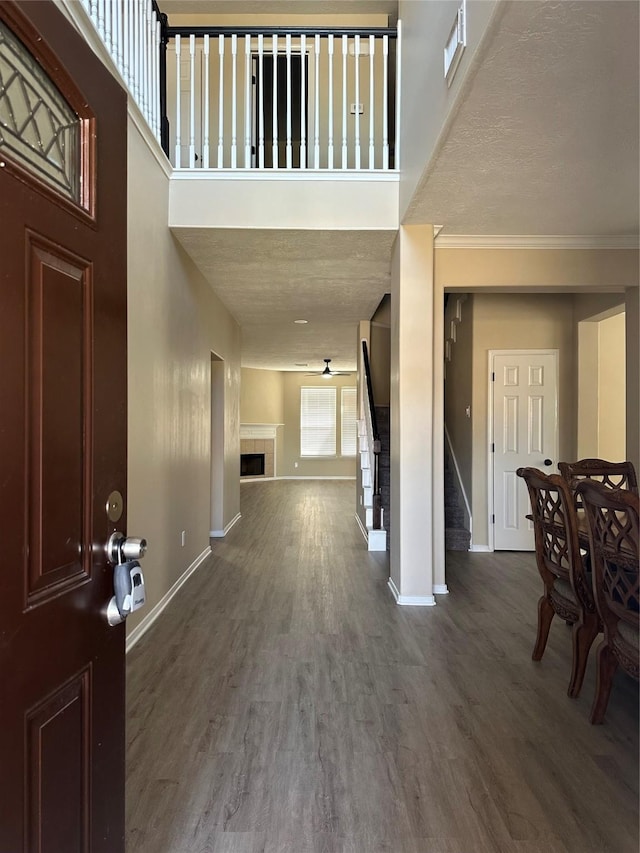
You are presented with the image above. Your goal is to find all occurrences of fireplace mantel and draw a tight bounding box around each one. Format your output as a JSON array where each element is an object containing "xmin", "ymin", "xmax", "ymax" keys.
[{"xmin": 240, "ymin": 423, "xmax": 283, "ymax": 440}]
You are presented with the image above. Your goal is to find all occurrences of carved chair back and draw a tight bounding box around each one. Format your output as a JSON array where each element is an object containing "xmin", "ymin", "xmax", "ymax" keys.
[
  {"xmin": 575, "ymin": 481, "xmax": 639, "ymax": 637},
  {"xmin": 517, "ymin": 467, "xmax": 592, "ymax": 612},
  {"xmin": 558, "ymin": 458, "xmax": 638, "ymax": 510}
]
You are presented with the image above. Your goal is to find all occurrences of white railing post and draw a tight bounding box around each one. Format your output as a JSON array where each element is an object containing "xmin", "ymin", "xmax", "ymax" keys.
[
  {"xmin": 369, "ymin": 35, "xmax": 375, "ymax": 169},
  {"xmin": 189, "ymin": 34, "xmax": 196, "ymax": 169},
  {"xmin": 104, "ymin": 0, "xmax": 112, "ymax": 55},
  {"xmin": 382, "ymin": 34, "xmax": 389, "ymax": 170},
  {"xmin": 174, "ymin": 34, "xmax": 181, "ymax": 167},
  {"xmin": 97, "ymin": 0, "xmax": 105, "ymax": 42},
  {"xmin": 272, "ymin": 34, "xmax": 279, "ymax": 168},
  {"xmin": 327, "ymin": 34, "xmax": 334, "ymax": 169},
  {"xmin": 203, "ymin": 35, "xmax": 210, "ymax": 168},
  {"xmin": 300, "ymin": 33, "xmax": 306, "ymax": 169},
  {"xmin": 354, "ymin": 34, "xmax": 360, "ymax": 170},
  {"xmin": 258, "ymin": 34, "xmax": 264, "ymax": 168},
  {"xmin": 218, "ymin": 34, "xmax": 225, "ymax": 168},
  {"xmin": 314, "ymin": 34, "xmax": 320, "ymax": 169},
  {"xmin": 244, "ymin": 34, "xmax": 252, "ymax": 168},
  {"xmin": 231, "ymin": 34, "xmax": 238, "ymax": 168},
  {"xmin": 341, "ymin": 34, "xmax": 348, "ymax": 169},
  {"xmin": 285, "ymin": 33, "xmax": 292, "ymax": 169},
  {"xmin": 113, "ymin": 0, "xmax": 123, "ymax": 77},
  {"xmin": 395, "ymin": 19, "xmax": 402, "ymax": 170}
]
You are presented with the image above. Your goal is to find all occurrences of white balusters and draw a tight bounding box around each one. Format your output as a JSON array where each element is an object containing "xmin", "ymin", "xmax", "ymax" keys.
[
  {"xmin": 78, "ymin": 7, "xmax": 401, "ymax": 172},
  {"xmin": 369, "ymin": 35, "xmax": 375, "ymax": 169},
  {"xmin": 313, "ymin": 34, "xmax": 320, "ymax": 169},
  {"xmin": 244, "ymin": 35, "xmax": 252, "ymax": 167},
  {"xmin": 300, "ymin": 34, "xmax": 306, "ymax": 169},
  {"xmin": 341, "ymin": 35, "xmax": 348, "ymax": 169},
  {"xmin": 231, "ymin": 34, "xmax": 238, "ymax": 169},
  {"xmin": 285, "ymin": 34, "xmax": 292, "ymax": 169},
  {"xmin": 327, "ymin": 34, "xmax": 334, "ymax": 169},
  {"xmin": 189, "ymin": 34, "xmax": 196, "ymax": 169},
  {"xmin": 382, "ymin": 34, "xmax": 389, "ymax": 170},
  {"xmin": 203, "ymin": 35, "xmax": 210, "ymax": 169},
  {"xmin": 395, "ymin": 20, "xmax": 402, "ymax": 170},
  {"xmin": 354, "ymin": 34, "xmax": 360, "ymax": 170},
  {"xmin": 258, "ymin": 34, "xmax": 264, "ymax": 168},
  {"xmin": 218, "ymin": 35, "xmax": 225, "ymax": 168},
  {"xmin": 272, "ymin": 35, "xmax": 278, "ymax": 169},
  {"xmin": 174, "ymin": 34, "xmax": 181, "ymax": 167}
]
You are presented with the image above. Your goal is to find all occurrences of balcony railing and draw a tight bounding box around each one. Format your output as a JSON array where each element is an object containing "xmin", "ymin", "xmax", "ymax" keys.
[
  {"xmin": 76, "ymin": 3, "xmax": 400, "ymax": 173},
  {"xmin": 166, "ymin": 25, "xmax": 400, "ymax": 171}
]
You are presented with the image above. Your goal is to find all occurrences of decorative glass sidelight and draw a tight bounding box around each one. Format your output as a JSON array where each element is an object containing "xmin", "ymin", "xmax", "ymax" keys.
[{"xmin": 0, "ymin": 20, "xmax": 80, "ymax": 201}]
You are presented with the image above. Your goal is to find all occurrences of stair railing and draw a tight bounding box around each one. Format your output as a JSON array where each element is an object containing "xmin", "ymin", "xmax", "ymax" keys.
[{"xmin": 362, "ymin": 339, "xmax": 382, "ymax": 529}]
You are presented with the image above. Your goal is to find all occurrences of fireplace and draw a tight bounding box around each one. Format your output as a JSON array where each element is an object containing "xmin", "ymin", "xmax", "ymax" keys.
[{"xmin": 241, "ymin": 453, "xmax": 265, "ymax": 477}]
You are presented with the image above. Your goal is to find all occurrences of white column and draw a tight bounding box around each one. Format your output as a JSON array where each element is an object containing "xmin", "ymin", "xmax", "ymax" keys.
[
  {"xmin": 389, "ymin": 225, "xmax": 436, "ymax": 606},
  {"xmin": 432, "ymin": 275, "xmax": 447, "ymax": 595}
]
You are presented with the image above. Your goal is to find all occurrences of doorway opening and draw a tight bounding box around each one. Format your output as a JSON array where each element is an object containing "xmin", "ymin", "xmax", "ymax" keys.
[
  {"xmin": 253, "ymin": 53, "xmax": 307, "ymax": 168},
  {"xmin": 210, "ymin": 353, "xmax": 225, "ymax": 537}
]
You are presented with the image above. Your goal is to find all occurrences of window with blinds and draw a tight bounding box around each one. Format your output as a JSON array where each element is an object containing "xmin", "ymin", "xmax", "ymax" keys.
[
  {"xmin": 341, "ymin": 387, "xmax": 357, "ymax": 456},
  {"xmin": 300, "ymin": 387, "xmax": 336, "ymax": 456}
]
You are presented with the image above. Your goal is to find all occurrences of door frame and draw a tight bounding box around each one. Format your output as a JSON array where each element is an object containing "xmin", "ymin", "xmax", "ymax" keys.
[{"xmin": 487, "ymin": 348, "xmax": 559, "ymax": 551}]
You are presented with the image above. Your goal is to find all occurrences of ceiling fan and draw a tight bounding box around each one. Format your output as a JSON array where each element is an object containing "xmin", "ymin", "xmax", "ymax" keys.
[{"xmin": 305, "ymin": 358, "xmax": 353, "ymax": 378}]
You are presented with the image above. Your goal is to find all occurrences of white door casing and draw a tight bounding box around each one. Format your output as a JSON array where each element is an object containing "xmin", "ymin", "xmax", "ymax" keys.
[{"xmin": 490, "ymin": 350, "xmax": 559, "ymax": 550}]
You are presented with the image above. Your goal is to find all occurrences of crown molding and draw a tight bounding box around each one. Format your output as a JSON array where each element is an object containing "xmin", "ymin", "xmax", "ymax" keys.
[{"xmin": 434, "ymin": 234, "xmax": 639, "ymax": 250}]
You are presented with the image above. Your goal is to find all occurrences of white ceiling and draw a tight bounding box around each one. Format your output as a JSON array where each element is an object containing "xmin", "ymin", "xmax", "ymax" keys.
[{"xmin": 166, "ymin": 1, "xmax": 639, "ymax": 371}]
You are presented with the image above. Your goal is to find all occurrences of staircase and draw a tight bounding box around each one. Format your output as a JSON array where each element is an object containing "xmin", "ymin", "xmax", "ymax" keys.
[
  {"xmin": 444, "ymin": 441, "xmax": 471, "ymax": 551},
  {"xmin": 375, "ymin": 405, "xmax": 391, "ymax": 550}
]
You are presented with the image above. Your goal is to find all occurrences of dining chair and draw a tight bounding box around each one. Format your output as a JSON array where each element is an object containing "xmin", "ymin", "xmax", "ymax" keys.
[
  {"xmin": 517, "ymin": 467, "xmax": 600, "ymax": 698},
  {"xmin": 575, "ymin": 480, "xmax": 639, "ymax": 724},
  {"xmin": 558, "ymin": 459, "xmax": 638, "ymax": 508}
]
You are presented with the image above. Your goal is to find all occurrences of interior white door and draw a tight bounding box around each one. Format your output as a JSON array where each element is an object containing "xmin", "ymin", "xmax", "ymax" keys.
[{"xmin": 491, "ymin": 351, "xmax": 559, "ymax": 550}]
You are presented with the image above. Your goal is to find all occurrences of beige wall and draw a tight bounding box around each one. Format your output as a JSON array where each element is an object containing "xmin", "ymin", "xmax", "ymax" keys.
[
  {"xmin": 626, "ymin": 287, "xmax": 640, "ymax": 472},
  {"xmin": 598, "ymin": 312, "xmax": 626, "ymax": 461},
  {"xmin": 126, "ymin": 120, "xmax": 241, "ymax": 635},
  {"xmin": 280, "ymin": 372, "xmax": 357, "ymax": 478},
  {"xmin": 577, "ymin": 320, "xmax": 599, "ymax": 458},
  {"xmin": 240, "ymin": 367, "xmax": 284, "ymax": 424},
  {"xmin": 398, "ymin": 0, "xmax": 500, "ymax": 217}
]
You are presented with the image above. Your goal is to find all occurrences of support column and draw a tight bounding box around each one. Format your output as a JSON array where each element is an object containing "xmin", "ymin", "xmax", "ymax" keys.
[
  {"xmin": 432, "ymin": 280, "xmax": 447, "ymax": 594},
  {"xmin": 389, "ymin": 225, "xmax": 436, "ymax": 605}
]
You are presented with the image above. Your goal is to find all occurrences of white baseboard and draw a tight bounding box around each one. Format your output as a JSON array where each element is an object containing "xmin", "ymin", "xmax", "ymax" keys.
[
  {"xmin": 469, "ymin": 544, "xmax": 492, "ymax": 552},
  {"xmin": 210, "ymin": 512, "xmax": 241, "ymax": 538},
  {"xmin": 388, "ymin": 578, "xmax": 436, "ymax": 607},
  {"xmin": 126, "ymin": 545, "xmax": 211, "ymax": 653},
  {"xmin": 433, "ymin": 584, "xmax": 450, "ymax": 595},
  {"xmin": 355, "ymin": 513, "xmax": 369, "ymax": 544}
]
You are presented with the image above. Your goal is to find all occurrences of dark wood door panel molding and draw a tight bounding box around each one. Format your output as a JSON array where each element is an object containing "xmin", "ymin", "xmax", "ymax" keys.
[{"xmin": 25, "ymin": 235, "xmax": 94, "ymax": 607}]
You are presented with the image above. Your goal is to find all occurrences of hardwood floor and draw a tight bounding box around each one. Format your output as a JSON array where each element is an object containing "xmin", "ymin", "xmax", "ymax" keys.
[{"xmin": 126, "ymin": 480, "xmax": 639, "ymax": 853}]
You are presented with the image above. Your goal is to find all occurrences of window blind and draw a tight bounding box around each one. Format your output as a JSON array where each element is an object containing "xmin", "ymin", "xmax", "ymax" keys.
[
  {"xmin": 341, "ymin": 387, "xmax": 357, "ymax": 456},
  {"xmin": 300, "ymin": 387, "xmax": 336, "ymax": 456}
]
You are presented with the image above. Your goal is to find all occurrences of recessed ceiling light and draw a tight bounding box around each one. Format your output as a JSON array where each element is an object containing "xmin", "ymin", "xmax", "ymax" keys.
[{"xmin": 293, "ymin": 319, "xmax": 308, "ymax": 324}]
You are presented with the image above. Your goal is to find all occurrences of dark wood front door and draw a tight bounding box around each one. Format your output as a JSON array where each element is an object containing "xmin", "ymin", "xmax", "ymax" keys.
[{"xmin": 0, "ymin": 2, "xmax": 128, "ymax": 850}]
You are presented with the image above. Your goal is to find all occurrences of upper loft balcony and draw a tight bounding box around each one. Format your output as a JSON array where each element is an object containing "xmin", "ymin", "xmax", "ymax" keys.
[{"xmin": 70, "ymin": 0, "xmax": 401, "ymax": 231}]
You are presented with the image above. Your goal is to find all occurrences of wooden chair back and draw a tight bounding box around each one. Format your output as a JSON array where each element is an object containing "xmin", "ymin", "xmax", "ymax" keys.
[
  {"xmin": 558, "ymin": 458, "xmax": 638, "ymax": 509},
  {"xmin": 574, "ymin": 480, "xmax": 639, "ymax": 722},
  {"xmin": 517, "ymin": 467, "xmax": 590, "ymax": 610}
]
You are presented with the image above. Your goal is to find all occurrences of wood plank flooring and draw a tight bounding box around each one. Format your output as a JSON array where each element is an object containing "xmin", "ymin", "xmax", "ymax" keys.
[{"xmin": 126, "ymin": 480, "xmax": 639, "ymax": 853}]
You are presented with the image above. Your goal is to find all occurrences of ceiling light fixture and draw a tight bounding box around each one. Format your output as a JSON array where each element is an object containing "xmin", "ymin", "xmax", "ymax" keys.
[{"xmin": 293, "ymin": 319, "xmax": 308, "ymax": 324}]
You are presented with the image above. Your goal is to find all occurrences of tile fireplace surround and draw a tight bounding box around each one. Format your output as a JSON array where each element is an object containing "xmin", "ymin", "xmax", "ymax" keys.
[{"xmin": 240, "ymin": 424, "xmax": 281, "ymax": 479}]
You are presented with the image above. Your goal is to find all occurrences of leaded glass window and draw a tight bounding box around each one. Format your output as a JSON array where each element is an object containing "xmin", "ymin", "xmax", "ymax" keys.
[{"xmin": 0, "ymin": 19, "xmax": 80, "ymax": 202}]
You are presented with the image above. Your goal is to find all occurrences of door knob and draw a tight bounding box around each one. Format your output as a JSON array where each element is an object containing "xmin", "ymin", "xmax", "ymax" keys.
[
  {"xmin": 543, "ymin": 458, "xmax": 553, "ymax": 467},
  {"xmin": 106, "ymin": 532, "xmax": 148, "ymax": 626}
]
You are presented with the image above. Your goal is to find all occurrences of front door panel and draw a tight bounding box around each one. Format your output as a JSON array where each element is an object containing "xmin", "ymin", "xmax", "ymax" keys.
[{"xmin": 0, "ymin": 3, "xmax": 127, "ymax": 850}]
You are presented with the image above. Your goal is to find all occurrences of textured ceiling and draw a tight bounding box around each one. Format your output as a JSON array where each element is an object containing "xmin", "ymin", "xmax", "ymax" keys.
[
  {"xmin": 172, "ymin": 228, "xmax": 396, "ymax": 370},
  {"xmin": 406, "ymin": 0, "xmax": 640, "ymax": 236}
]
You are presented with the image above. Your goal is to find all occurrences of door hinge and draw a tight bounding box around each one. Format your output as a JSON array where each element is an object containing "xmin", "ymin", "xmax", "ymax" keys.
[
  {"xmin": 491, "ymin": 371, "xmax": 495, "ymax": 381},
  {"xmin": 491, "ymin": 514, "xmax": 495, "ymax": 524},
  {"xmin": 491, "ymin": 442, "xmax": 495, "ymax": 453}
]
